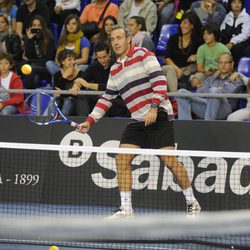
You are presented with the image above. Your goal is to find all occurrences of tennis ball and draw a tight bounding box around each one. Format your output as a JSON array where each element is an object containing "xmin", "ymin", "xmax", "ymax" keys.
[
  {"xmin": 21, "ymin": 64, "xmax": 32, "ymax": 75},
  {"xmin": 49, "ymin": 246, "xmax": 59, "ymax": 250}
]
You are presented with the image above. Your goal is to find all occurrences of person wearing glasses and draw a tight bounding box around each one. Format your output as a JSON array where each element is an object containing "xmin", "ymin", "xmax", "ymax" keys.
[{"xmin": 177, "ymin": 52, "xmax": 244, "ymax": 120}]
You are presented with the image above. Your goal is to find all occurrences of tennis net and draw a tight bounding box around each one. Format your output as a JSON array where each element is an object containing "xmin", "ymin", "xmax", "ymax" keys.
[{"xmin": 0, "ymin": 142, "xmax": 249, "ymax": 249}]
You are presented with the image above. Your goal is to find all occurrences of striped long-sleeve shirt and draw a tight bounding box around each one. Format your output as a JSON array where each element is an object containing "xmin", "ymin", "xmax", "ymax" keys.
[{"xmin": 86, "ymin": 46, "xmax": 174, "ymax": 125}]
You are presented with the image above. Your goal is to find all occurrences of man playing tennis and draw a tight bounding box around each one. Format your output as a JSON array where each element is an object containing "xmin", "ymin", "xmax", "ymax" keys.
[{"xmin": 77, "ymin": 25, "xmax": 201, "ymax": 219}]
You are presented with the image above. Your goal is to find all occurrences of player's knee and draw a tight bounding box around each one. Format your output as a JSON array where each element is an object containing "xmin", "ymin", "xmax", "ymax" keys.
[
  {"xmin": 116, "ymin": 153, "xmax": 134, "ymax": 167},
  {"xmin": 161, "ymin": 155, "xmax": 176, "ymax": 170}
]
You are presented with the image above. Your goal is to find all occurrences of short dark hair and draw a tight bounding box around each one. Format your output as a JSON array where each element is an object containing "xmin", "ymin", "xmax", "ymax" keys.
[
  {"xmin": 0, "ymin": 53, "xmax": 14, "ymax": 67},
  {"xmin": 94, "ymin": 42, "xmax": 110, "ymax": 54},
  {"xmin": 57, "ymin": 49, "xmax": 75, "ymax": 67},
  {"xmin": 202, "ymin": 23, "xmax": 220, "ymax": 42},
  {"xmin": 129, "ymin": 16, "xmax": 147, "ymax": 32},
  {"xmin": 229, "ymin": 0, "xmax": 244, "ymax": 11}
]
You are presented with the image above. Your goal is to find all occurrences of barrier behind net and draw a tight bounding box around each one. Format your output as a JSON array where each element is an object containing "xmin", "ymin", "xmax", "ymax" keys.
[{"xmin": 0, "ymin": 142, "xmax": 249, "ymax": 250}]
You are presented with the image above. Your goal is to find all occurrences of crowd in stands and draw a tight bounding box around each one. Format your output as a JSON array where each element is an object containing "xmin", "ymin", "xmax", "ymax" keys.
[{"xmin": 0, "ymin": 0, "xmax": 250, "ymax": 121}]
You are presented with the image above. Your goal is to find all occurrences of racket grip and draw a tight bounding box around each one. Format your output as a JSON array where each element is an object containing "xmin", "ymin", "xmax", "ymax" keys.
[{"xmin": 70, "ymin": 121, "xmax": 80, "ymax": 129}]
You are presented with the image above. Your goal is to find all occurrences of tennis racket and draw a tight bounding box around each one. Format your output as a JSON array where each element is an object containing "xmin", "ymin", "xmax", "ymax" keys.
[{"xmin": 24, "ymin": 92, "xmax": 80, "ymax": 128}]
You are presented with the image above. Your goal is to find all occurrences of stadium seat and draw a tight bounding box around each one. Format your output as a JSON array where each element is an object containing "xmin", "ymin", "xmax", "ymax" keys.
[
  {"xmin": 110, "ymin": 0, "xmax": 119, "ymax": 5},
  {"xmin": 237, "ymin": 57, "xmax": 250, "ymax": 77},
  {"xmin": 155, "ymin": 24, "xmax": 179, "ymax": 56},
  {"xmin": 245, "ymin": 1, "xmax": 250, "ymax": 14}
]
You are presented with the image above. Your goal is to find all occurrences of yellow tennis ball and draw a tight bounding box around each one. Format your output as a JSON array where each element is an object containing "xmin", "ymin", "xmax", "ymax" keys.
[
  {"xmin": 21, "ymin": 64, "xmax": 32, "ymax": 75},
  {"xmin": 49, "ymin": 246, "xmax": 59, "ymax": 250}
]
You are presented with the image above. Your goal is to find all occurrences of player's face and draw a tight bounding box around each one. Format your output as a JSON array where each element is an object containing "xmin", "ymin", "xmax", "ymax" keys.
[
  {"xmin": 110, "ymin": 28, "xmax": 131, "ymax": 58},
  {"xmin": 231, "ymin": 0, "xmax": 243, "ymax": 13},
  {"xmin": 104, "ymin": 19, "xmax": 115, "ymax": 36},
  {"xmin": 96, "ymin": 50, "xmax": 110, "ymax": 68},
  {"xmin": 66, "ymin": 18, "xmax": 78, "ymax": 34},
  {"xmin": 0, "ymin": 16, "xmax": 8, "ymax": 32},
  {"xmin": 127, "ymin": 19, "xmax": 141, "ymax": 36},
  {"xmin": 180, "ymin": 18, "xmax": 193, "ymax": 35},
  {"xmin": 203, "ymin": 30, "xmax": 215, "ymax": 45},
  {"xmin": 61, "ymin": 56, "xmax": 75, "ymax": 69},
  {"xmin": 218, "ymin": 54, "xmax": 234, "ymax": 74},
  {"xmin": 0, "ymin": 59, "xmax": 11, "ymax": 75}
]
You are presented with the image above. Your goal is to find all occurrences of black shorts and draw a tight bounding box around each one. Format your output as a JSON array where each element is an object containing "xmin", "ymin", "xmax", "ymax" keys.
[{"xmin": 120, "ymin": 110, "xmax": 175, "ymax": 149}]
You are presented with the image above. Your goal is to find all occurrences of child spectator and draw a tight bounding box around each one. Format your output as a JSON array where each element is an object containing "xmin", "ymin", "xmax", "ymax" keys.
[{"xmin": 0, "ymin": 52, "xmax": 24, "ymax": 115}]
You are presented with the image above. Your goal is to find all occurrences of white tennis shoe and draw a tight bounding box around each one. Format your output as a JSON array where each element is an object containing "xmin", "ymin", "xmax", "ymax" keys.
[
  {"xmin": 105, "ymin": 207, "xmax": 134, "ymax": 220},
  {"xmin": 187, "ymin": 201, "xmax": 201, "ymax": 215}
]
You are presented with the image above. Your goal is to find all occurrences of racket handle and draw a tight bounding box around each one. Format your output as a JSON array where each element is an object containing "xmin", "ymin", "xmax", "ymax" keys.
[{"xmin": 70, "ymin": 121, "xmax": 80, "ymax": 129}]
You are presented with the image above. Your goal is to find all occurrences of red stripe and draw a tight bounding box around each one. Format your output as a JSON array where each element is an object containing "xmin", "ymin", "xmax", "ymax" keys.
[
  {"xmin": 123, "ymin": 87, "xmax": 152, "ymax": 104},
  {"xmin": 152, "ymin": 80, "xmax": 167, "ymax": 89},
  {"xmin": 110, "ymin": 64, "xmax": 123, "ymax": 76},
  {"xmin": 129, "ymin": 100, "xmax": 151, "ymax": 113},
  {"xmin": 86, "ymin": 116, "xmax": 95, "ymax": 125},
  {"xmin": 96, "ymin": 101, "xmax": 109, "ymax": 112}
]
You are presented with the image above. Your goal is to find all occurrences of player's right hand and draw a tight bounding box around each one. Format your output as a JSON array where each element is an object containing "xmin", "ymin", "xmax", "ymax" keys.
[{"xmin": 76, "ymin": 121, "xmax": 90, "ymax": 134}]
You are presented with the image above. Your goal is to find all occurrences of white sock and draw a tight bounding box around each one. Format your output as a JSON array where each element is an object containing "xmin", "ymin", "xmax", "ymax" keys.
[
  {"xmin": 120, "ymin": 191, "xmax": 132, "ymax": 211},
  {"xmin": 183, "ymin": 187, "xmax": 197, "ymax": 204}
]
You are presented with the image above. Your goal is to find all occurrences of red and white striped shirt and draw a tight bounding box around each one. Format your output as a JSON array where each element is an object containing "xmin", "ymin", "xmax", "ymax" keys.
[{"xmin": 87, "ymin": 46, "xmax": 174, "ymax": 125}]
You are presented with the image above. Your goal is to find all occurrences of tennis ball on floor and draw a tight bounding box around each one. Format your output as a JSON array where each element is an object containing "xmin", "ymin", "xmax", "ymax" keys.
[
  {"xmin": 21, "ymin": 64, "xmax": 32, "ymax": 75},
  {"xmin": 49, "ymin": 246, "xmax": 59, "ymax": 250}
]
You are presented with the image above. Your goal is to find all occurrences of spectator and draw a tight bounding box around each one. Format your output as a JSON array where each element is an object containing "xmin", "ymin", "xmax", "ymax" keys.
[
  {"xmin": 118, "ymin": 0, "xmax": 157, "ymax": 33},
  {"xmin": 0, "ymin": 53, "xmax": 24, "ymax": 115},
  {"xmin": 162, "ymin": 12, "xmax": 202, "ymax": 92},
  {"xmin": 227, "ymin": 74, "xmax": 250, "ymax": 121},
  {"xmin": 92, "ymin": 15, "xmax": 117, "ymax": 48},
  {"xmin": 0, "ymin": 0, "xmax": 18, "ymax": 31},
  {"xmin": 21, "ymin": 15, "xmax": 55, "ymax": 89},
  {"xmin": 54, "ymin": 49, "xmax": 85, "ymax": 116},
  {"xmin": 71, "ymin": 42, "xmax": 129, "ymax": 117},
  {"xmin": 46, "ymin": 14, "xmax": 90, "ymax": 77},
  {"xmin": 190, "ymin": 23, "xmax": 230, "ymax": 89},
  {"xmin": 54, "ymin": 0, "xmax": 81, "ymax": 33},
  {"xmin": 190, "ymin": 0, "xmax": 227, "ymax": 26},
  {"xmin": 0, "ymin": 14, "xmax": 23, "ymax": 67},
  {"xmin": 220, "ymin": 0, "xmax": 250, "ymax": 65},
  {"xmin": 80, "ymin": 0, "xmax": 118, "ymax": 39},
  {"xmin": 127, "ymin": 16, "xmax": 155, "ymax": 52},
  {"xmin": 16, "ymin": 0, "xmax": 50, "ymax": 38},
  {"xmin": 177, "ymin": 52, "xmax": 244, "ymax": 120}
]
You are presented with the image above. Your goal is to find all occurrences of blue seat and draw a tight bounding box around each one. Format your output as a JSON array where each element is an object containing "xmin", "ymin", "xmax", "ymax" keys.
[
  {"xmin": 245, "ymin": 1, "xmax": 250, "ymax": 15},
  {"xmin": 110, "ymin": 0, "xmax": 119, "ymax": 5},
  {"xmin": 237, "ymin": 57, "xmax": 250, "ymax": 77},
  {"xmin": 155, "ymin": 24, "xmax": 179, "ymax": 56}
]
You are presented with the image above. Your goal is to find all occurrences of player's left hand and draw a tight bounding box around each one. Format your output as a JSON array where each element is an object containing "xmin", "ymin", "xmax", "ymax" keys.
[{"xmin": 144, "ymin": 108, "xmax": 158, "ymax": 126}]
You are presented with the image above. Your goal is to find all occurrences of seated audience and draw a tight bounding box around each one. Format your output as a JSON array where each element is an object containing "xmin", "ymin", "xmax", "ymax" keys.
[
  {"xmin": 190, "ymin": 0, "xmax": 227, "ymax": 26},
  {"xmin": 127, "ymin": 16, "xmax": 155, "ymax": 52},
  {"xmin": 0, "ymin": 0, "xmax": 18, "ymax": 31},
  {"xmin": 46, "ymin": 14, "xmax": 90, "ymax": 76},
  {"xmin": 16, "ymin": 0, "xmax": 50, "ymax": 38},
  {"xmin": 0, "ymin": 53, "xmax": 24, "ymax": 115},
  {"xmin": 118, "ymin": 0, "xmax": 157, "ymax": 33},
  {"xmin": 0, "ymin": 14, "xmax": 23, "ymax": 67},
  {"xmin": 54, "ymin": 0, "xmax": 81, "ymax": 33},
  {"xmin": 162, "ymin": 12, "xmax": 202, "ymax": 92},
  {"xmin": 54, "ymin": 49, "xmax": 85, "ymax": 116},
  {"xmin": 177, "ymin": 52, "xmax": 244, "ymax": 120},
  {"xmin": 227, "ymin": 74, "xmax": 250, "ymax": 121},
  {"xmin": 71, "ymin": 42, "xmax": 129, "ymax": 117},
  {"xmin": 220, "ymin": 0, "xmax": 250, "ymax": 65},
  {"xmin": 80, "ymin": 0, "xmax": 118, "ymax": 39},
  {"xmin": 190, "ymin": 23, "xmax": 230, "ymax": 88},
  {"xmin": 21, "ymin": 15, "xmax": 55, "ymax": 89}
]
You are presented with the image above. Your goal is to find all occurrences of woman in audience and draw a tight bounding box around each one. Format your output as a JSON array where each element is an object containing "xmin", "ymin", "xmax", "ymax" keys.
[
  {"xmin": 21, "ymin": 15, "xmax": 55, "ymax": 89},
  {"xmin": 127, "ymin": 16, "xmax": 155, "ymax": 52},
  {"xmin": 0, "ymin": 0, "xmax": 18, "ymax": 31},
  {"xmin": 0, "ymin": 14, "xmax": 22, "ymax": 67},
  {"xmin": 46, "ymin": 14, "xmax": 90, "ymax": 76},
  {"xmin": 162, "ymin": 12, "xmax": 202, "ymax": 92},
  {"xmin": 220, "ymin": 0, "xmax": 250, "ymax": 66},
  {"xmin": 0, "ymin": 53, "xmax": 23, "ymax": 115}
]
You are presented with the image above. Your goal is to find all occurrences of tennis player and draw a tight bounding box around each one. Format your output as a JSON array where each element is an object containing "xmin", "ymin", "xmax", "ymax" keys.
[{"xmin": 77, "ymin": 25, "xmax": 201, "ymax": 218}]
